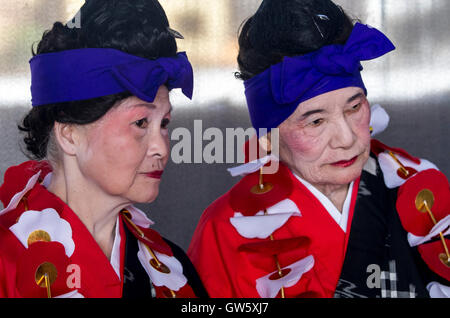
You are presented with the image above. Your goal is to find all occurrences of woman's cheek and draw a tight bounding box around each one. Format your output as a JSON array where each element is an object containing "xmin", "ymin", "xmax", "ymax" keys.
[
  {"xmin": 348, "ymin": 104, "xmax": 369, "ymax": 132},
  {"xmin": 280, "ymin": 126, "xmax": 322, "ymax": 161},
  {"xmin": 163, "ymin": 131, "xmax": 170, "ymax": 146},
  {"xmin": 353, "ymin": 106, "xmax": 372, "ymax": 149},
  {"xmin": 359, "ymin": 101, "xmax": 371, "ymax": 122}
]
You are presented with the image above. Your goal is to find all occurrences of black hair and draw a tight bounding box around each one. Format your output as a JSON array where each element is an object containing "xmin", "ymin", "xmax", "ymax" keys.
[
  {"xmin": 236, "ymin": 0, "xmax": 356, "ymax": 81},
  {"xmin": 19, "ymin": 0, "xmax": 179, "ymax": 160}
]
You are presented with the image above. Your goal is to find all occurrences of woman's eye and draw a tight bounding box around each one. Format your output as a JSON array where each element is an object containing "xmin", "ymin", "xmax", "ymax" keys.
[
  {"xmin": 351, "ymin": 103, "xmax": 362, "ymax": 112},
  {"xmin": 309, "ymin": 118, "xmax": 324, "ymax": 127},
  {"xmin": 161, "ymin": 118, "xmax": 170, "ymax": 129},
  {"xmin": 134, "ymin": 118, "xmax": 148, "ymax": 129}
]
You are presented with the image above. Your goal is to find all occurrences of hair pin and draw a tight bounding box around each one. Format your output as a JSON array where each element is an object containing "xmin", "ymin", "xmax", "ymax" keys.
[
  {"xmin": 311, "ymin": 16, "xmax": 325, "ymax": 39},
  {"xmin": 167, "ymin": 27, "xmax": 184, "ymax": 39},
  {"xmin": 316, "ymin": 14, "xmax": 330, "ymax": 21}
]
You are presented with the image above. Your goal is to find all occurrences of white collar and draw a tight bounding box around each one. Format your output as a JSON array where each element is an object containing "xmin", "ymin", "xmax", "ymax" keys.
[
  {"xmin": 110, "ymin": 216, "xmax": 122, "ymax": 279},
  {"xmin": 110, "ymin": 206, "xmax": 155, "ymax": 280},
  {"xmin": 292, "ymin": 173, "xmax": 353, "ymax": 233}
]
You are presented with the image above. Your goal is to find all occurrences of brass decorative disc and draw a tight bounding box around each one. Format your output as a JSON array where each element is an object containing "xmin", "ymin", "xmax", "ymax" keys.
[
  {"xmin": 149, "ymin": 258, "xmax": 171, "ymax": 274},
  {"xmin": 250, "ymin": 182, "xmax": 274, "ymax": 195},
  {"xmin": 35, "ymin": 262, "xmax": 57, "ymax": 287},
  {"xmin": 439, "ymin": 253, "xmax": 450, "ymax": 268},
  {"xmin": 269, "ymin": 268, "xmax": 291, "ymax": 280},
  {"xmin": 415, "ymin": 189, "xmax": 435, "ymax": 212},
  {"xmin": 27, "ymin": 230, "xmax": 51, "ymax": 246}
]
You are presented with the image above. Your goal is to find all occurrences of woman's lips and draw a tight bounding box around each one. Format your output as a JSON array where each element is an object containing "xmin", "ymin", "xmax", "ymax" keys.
[
  {"xmin": 145, "ymin": 170, "xmax": 164, "ymax": 179},
  {"xmin": 331, "ymin": 156, "xmax": 358, "ymax": 168}
]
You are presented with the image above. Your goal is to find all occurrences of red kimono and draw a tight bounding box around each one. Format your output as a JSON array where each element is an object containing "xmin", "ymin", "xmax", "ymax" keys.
[
  {"xmin": 188, "ymin": 140, "xmax": 450, "ymax": 298},
  {"xmin": 0, "ymin": 161, "xmax": 206, "ymax": 298}
]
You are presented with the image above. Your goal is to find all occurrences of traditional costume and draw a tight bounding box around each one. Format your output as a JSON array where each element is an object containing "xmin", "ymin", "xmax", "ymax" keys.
[
  {"xmin": 0, "ymin": 48, "xmax": 207, "ymax": 298},
  {"xmin": 188, "ymin": 23, "xmax": 450, "ymax": 298}
]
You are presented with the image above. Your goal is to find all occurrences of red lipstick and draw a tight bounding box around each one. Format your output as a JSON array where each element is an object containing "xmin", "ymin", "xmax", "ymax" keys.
[
  {"xmin": 145, "ymin": 170, "xmax": 163, "ymax": 179},
  {"xmin": 331, "ymin": 156, "xmax": 358, "ymax": 168}
]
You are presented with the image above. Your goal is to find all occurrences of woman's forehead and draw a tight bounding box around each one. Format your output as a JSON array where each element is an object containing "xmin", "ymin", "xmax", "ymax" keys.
[
  {"xmin": 300, "ymin": 87, "xmax": 365, "ymax": 110},
  {"xmin": 117, "ymin": 92, "xmax": 172, "ymax": 113}
]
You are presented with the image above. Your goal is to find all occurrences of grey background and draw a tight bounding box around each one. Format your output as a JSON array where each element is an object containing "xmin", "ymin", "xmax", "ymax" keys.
[{"xmin": 1, "ymin": 1, "xmax": 449, "ymax": 251}]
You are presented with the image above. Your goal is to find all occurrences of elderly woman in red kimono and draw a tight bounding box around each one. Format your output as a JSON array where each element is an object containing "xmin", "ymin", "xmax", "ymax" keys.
[
  {"xmin": 188, "ymin": 0, "xmax": 449, "ymax": 298},
  {"xmin": 0, "ymin": 0, "xmax": 207, "ymax": 298}
]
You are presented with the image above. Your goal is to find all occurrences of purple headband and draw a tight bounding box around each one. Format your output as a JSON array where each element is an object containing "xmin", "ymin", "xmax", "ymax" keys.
[
  {"xmin": 30, "ymin": 49, "xmax": 193, "ymax": 107},
  {"xmin": 244, "ymin": 23, "xmax": 396, "ymax": 133}
]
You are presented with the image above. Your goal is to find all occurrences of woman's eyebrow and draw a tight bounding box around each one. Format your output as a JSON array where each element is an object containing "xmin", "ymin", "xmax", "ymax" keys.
[
  {"xmin": 129, "ymin": 103, "xmax": 173, "ymax": 114},
  {"xmin": 130, "ymin": 103, "xmax": 156, "ymax": 109},
  {"xmin": 300, "ymin": 109, "xmax": 325, "ymax": 119},
  {"xmin": 346, "ymin": 92, "xmax": 365, "ymax": 104}
]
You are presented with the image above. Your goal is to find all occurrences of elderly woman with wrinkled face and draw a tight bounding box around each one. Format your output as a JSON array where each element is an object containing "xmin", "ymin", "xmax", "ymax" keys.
[
  {"xmin": 0, "ymin": 0, "xmax": 207, "ymax": 298},
  {"xmin": 189, "ymin": 0, "xmax": 449, "ymax": 298}
]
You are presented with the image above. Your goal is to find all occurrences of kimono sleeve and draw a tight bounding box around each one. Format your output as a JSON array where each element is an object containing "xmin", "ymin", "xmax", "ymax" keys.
[
  {"xmin": 0, "ymin": 255, "xmax": 6, "ymax": 298},
  {"xmin": 188, "ymin": 206, "xmax": 236, "ymax": 298}
]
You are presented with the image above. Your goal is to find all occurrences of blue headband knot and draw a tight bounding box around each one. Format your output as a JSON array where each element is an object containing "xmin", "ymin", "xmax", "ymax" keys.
[
  {"xmin": 311, "ymin": 46, "xmax": 362, "ymax": 75},
  {"xmin": 110, "ymin": 54, "xmax": 193, "ymax": 103},
  {"xmin": 245, "ymin": 23, "xmax": 396, "ymax": 133}
]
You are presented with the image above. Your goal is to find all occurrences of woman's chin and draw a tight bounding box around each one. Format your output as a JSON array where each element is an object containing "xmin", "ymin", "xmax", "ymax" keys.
[
  {"xmin": 142, "ymin": 192, "xmax": 159, "ymax": 204},
  {"xmin": 128, "ymin": 187, "xmax": 160, "ymax": 204},
  {"xmin": 328, "ymin": 164, "xmax": 364, "ymax": 185}
]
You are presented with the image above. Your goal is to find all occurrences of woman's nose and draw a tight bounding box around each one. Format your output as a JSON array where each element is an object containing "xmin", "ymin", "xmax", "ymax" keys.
[
  {"xmin": 147, "ymin": 129, "xmax": 169, "ymax": 160},
  {"xmin": 330, "ymin": 118, "xmax": 356, "ymax": 149}
]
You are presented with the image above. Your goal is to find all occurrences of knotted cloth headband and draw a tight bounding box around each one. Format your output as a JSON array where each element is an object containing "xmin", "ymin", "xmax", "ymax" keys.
[
  {"xmin": 244, "ymin": 23, "xmax": 396, "ymax": 133},
  {"xmin": 30, "ymin": 49, "xmax": 193, "ymax": 107}
]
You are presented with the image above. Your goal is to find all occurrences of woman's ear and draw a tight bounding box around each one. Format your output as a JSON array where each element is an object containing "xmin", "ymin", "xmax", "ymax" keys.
[{"xmin": 53, "ymin": 122, "xmax": 78, "ymax": 156}]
